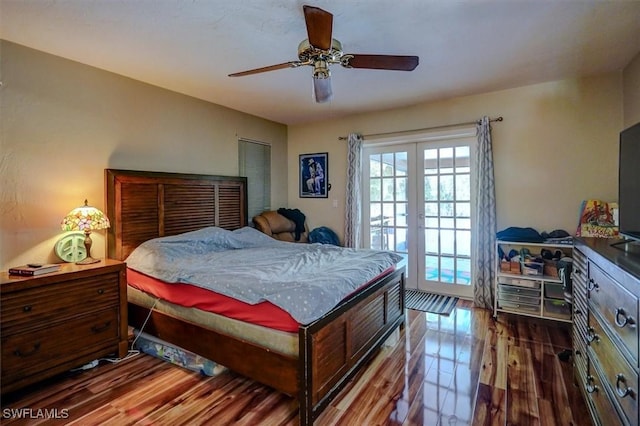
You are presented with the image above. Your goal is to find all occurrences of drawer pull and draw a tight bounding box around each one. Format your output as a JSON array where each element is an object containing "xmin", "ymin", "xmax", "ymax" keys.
[
  {"xmin": 614, "ymin": 307, "xmax": 636, "ymax": 329},
  {"xmin": 14, "ymin": 342, "xmax": 41, "ymax": 357},
  {"xmin": 586, "ymin": 327, "xmax": 599, "ymax": 343},
  {"xmin": 97, "ymin": 288, "xmax": 105, "ymax": 295},
  {"xmin": 22, "ymin": 305, "xmax": 32, "ymax": 312},
  {"xmin": 615, "ymin": 374, "xmax": 635, "ymax": 399},
  {"xmin": 586, "ymin": 375, "xmax": 598, "ymax": 394},
  {"xmin": 91, "ymin": 321, "xmax": 112, "ymax": 333},
  {"xmin": 587, "ymin": 279, "xmax": 599, "ymax": 292}
]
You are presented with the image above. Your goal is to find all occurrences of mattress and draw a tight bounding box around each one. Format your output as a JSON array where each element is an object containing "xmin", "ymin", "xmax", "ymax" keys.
[{"xmin": 128, "ymin": 286, "xmax": 299, "ymax": 357}]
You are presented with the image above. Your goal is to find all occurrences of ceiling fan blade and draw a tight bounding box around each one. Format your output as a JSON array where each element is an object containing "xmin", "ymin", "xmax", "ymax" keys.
[
  {"xmin": 303, "ymin": 5, "xmax": 333, "ymax": 50},
  {"xmin": 313, "ymin": 76, "xmax": 332, "ymax": 103},
  {"xmin": 228, "ymin": 61, "xmax": 299, "ymax": 77},
  {"xmin": 343, "ymin": 54, "xmax": 419, "ymax": 71}
]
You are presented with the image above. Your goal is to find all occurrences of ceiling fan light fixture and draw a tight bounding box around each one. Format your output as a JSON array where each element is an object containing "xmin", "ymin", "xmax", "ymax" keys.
[
  {"xmin": 312, "ymin": 59, "xmax": 330, "ymax": 79},
  {"xmin": 313, "ymin": 75, "xmax": 332, "ymax": 103}
]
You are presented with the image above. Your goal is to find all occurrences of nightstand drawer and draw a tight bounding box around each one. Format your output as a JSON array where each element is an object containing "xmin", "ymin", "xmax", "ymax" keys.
[
  {"xmin": 1, "ymin": 272, "xmax": 120, "ymax": 335},
  {"xmin": 1, "ymin": 307, "xmax": 119, "ymax": 385}
]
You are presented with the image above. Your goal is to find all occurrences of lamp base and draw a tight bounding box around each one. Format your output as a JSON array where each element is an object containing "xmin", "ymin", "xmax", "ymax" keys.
[
  {"xmin": 76, "ymin": 231, "xmax": 101, "ymax": 265},
  {"xmin": 76, "ymin": 256, "xmax": 101, "ymax": 265}
]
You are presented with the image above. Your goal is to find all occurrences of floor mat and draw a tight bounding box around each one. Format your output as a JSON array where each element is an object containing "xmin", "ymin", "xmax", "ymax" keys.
[{"xmin": 405, "ymin": 289, "xmax": 458, "ymax": 315}]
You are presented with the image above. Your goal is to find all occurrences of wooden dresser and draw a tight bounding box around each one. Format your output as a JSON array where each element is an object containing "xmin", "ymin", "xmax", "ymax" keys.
[
  {"xmin": 1, "ymin": 260, "xmax": 127, "ymax": 394},
  {"xmin": 574, "ymin": 238, "xmax": 640, "ymax": 426}
]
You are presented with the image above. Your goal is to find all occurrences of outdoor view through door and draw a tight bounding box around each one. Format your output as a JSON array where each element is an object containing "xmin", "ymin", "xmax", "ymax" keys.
[{"xmin": 364, "ymin": 133, "xmax": 475, "ymax": 299}]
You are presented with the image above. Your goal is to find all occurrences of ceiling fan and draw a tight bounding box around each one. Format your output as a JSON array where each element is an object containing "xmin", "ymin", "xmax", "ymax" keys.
[{"xmin": 228, "ymin": 5, "xmax": 419, "ymax": 103}]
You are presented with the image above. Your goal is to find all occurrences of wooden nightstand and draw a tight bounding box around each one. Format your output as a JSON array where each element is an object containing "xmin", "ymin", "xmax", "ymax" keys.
[{"xmin": 0, "ymin": 259, "xmax": 127, "ymax": 395}]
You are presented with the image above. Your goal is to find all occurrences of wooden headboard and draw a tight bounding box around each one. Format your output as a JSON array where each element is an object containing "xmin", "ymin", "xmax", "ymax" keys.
[{"xmin": 105, "ymin": 169, "xmax": 247, "ymax": 261}]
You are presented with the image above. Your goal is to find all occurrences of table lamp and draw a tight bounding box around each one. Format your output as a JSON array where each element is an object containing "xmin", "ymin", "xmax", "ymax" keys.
[{"xmin": 61, "ymin": 199, "xmax": 110, "ymax": 264}]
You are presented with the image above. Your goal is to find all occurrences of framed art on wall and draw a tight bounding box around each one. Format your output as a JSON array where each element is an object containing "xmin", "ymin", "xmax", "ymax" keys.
[{"xmin": 299, "ymin": 152, "xmax": 328, "ymax": 198}]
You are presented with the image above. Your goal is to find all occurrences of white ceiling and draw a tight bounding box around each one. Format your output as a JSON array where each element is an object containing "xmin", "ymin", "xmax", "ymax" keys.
[{"xmin": 2, "ymin": 0, "xmax": 640, "ymax": 125}]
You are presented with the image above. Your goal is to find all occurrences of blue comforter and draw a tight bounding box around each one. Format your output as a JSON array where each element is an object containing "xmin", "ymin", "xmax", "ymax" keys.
[{"xmin": 125, "ymin": 226, "xmax": 402, "ymax": 324}]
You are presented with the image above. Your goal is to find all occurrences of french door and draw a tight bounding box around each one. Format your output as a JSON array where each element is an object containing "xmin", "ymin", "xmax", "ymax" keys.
[{"xmin": 363, "ymin": 134, "xmax": 475, "ymax": 298}]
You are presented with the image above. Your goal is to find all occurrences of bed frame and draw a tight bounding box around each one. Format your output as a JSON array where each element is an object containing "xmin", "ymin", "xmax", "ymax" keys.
[{"xmin": 105, "ymin": 169, "xmax": 405, "ymax": 425}]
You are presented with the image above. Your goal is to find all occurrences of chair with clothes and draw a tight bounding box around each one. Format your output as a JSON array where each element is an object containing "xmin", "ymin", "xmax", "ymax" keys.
[{"xmin": 252, "ymin": 209, "xmax": 309, "ymax": 243}]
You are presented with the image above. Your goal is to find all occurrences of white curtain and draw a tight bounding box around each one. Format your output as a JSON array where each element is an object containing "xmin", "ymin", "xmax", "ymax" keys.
[
  {"xmin": 473, "ymin": 117, "xmax": 497, "ymax": 309},
  {"xmin": 344, "ymin": 133, "xmax": 363, "ymax": 248}
]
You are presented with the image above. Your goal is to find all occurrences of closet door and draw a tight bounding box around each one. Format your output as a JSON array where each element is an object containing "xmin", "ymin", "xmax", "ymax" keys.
[{"xmin": 239, "ymin": 139, "xmax": 271, "ymax": 220}]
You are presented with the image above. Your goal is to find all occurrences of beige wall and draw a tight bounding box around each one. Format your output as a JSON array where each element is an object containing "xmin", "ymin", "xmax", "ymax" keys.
[
  {"xmin": 623, "ymin": 51, "xmax": 640, "ymax": 127},
  {"xmin": 0, "ymin": 41, "xmax": 288, "ymax": 270},
  {"xmin": 288, "ymin": 73, "xmax": 623, "ymax": 241}
]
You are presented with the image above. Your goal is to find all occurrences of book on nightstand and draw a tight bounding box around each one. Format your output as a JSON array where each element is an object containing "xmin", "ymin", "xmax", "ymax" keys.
[{"xmin": 8, "ymin": 263, "xmax": 62, "ymax": 276}]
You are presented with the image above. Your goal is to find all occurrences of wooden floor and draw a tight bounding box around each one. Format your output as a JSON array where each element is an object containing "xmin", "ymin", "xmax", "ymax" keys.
[{"xmin": 1, "ymin": 300, "xmax": 592, "ymax": 425}]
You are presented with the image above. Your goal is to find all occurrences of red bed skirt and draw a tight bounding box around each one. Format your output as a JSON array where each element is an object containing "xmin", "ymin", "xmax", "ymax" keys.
[{"xmin": 127, "ymin": 269, "xmax": 300, "ymax": 332}]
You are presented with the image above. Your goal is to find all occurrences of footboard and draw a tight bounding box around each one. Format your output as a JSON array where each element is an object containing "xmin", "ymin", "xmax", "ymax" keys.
[{"xmin": 298, "ymin": 267, "xmax": 405, "ymax": 425}]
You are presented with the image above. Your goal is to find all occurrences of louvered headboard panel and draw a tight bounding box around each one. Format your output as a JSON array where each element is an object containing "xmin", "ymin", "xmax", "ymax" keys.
[{"xmin": 105, "ymin": 169, "xmax": 247, "ymax": 261}]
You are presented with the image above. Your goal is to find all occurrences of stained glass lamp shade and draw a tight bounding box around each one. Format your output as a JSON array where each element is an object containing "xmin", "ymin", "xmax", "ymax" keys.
[{"xmin": 61, "ymin": 199, "xmax": 110, "ymax": 265}]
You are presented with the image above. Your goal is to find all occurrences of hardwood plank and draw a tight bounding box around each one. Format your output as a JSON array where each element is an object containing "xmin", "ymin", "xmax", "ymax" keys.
[
  {"xmin": 472, "ymin": 383, "xmax": 506, "ymax": 426},
  {"xmin": 479, "ymin": 328, "xmax": 508, "ymax": 389},
  {"xmin": 507, "ymin": 345, "xmax": 540, "ymax": 424}
]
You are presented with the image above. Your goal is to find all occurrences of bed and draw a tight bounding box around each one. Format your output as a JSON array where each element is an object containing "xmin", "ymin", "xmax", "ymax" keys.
[{"xmin": 105, "ymin": 168, "xmax": 405, "ymax": 425}]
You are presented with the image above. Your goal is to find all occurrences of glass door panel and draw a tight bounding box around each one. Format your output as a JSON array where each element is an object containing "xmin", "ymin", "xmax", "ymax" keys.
[
  {"xmin": 417, "ymin": 142, "xmax": 473, "ymax": 298},
  {"xmin": 364, "ymin": 145, "xmax": 415, "ymax": 288}
]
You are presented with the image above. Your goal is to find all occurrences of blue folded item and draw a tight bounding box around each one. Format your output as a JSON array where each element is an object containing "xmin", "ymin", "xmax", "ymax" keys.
[
  {"xmin": 496, "ymin": 227, "xmax": 544, "ymax": 243},
  {"xmin": 541, "ymin": 229, "xmax": 570, "ymax": 239},
  {"xmin": 308, "ymin": 226, "xmax": 340, "ymax": 246}
]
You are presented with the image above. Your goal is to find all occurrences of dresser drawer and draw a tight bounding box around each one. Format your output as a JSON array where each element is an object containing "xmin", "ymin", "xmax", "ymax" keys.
[
  {"xmin": 1, "ymin": 272, "xmax": 120, "ymax": 336},
  {"xmin": 1, "ymin": 307, "xmax": 119, "ymax": 385},
  {"xmin": 589, "ymin": 312, "xmax": 638, "ymax": 425},
  {"xmin": 586, "ymin": 367, "xmax": 625, "ymax": 426},
  {"xmin": 589, "ymin": 261, "xmax": 639, "ymax": 367}
]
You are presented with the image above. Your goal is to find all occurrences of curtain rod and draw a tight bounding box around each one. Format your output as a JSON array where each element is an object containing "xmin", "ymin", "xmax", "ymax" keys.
[{"xmin": 337, "ymin": 116, "xmax": 503, "ymax": 140}]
